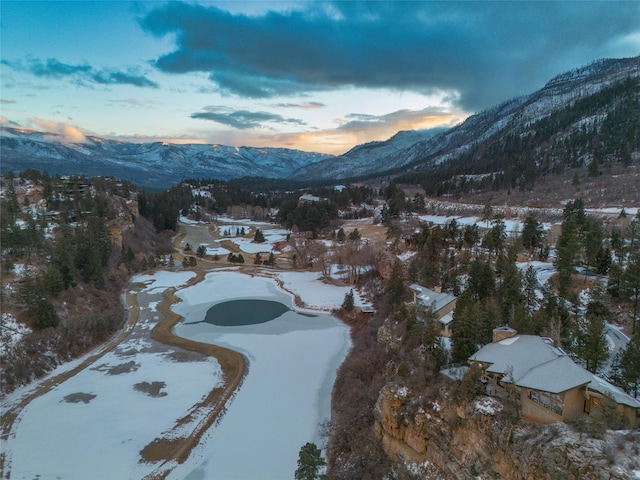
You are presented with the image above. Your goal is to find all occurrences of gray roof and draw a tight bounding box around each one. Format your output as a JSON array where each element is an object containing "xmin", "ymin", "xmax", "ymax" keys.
[
  {"xmin": 469, "ymin": 335, "xmax": 592, "ymax": 394},
  {"xmin": 409, "ymin": 284, "xmax": 456, "ymax": 313},
  {"xmin": 588, "ymin": 375, "xmax": 640, "ymax": 409}
]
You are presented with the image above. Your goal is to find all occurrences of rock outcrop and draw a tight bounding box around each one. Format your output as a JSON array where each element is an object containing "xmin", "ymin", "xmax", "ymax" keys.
[{"xmin": 374, "ymin": 384, "xmax": 640, "ymax": 479}]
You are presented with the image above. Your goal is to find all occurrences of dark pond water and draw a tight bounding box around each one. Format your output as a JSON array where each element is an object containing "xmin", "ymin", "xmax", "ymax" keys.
[{"xmin": 203, "ymin": 299, "xmax": 290, "ymax": 326}]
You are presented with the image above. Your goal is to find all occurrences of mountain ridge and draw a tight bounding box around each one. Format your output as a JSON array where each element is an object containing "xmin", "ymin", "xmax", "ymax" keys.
[{"xmin": 1, "ymin": 55, "xmax": 638, "ymax": 189}]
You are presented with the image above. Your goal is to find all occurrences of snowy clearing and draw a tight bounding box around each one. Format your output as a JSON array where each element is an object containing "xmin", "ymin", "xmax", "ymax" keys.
[{"xmin": 2, "ymin": 271, "xmax": 221, "ymax": 480}]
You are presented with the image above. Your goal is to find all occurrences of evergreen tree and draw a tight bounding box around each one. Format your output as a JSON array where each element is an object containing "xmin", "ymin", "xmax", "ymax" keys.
[
  {"xmin": 556, "ymin": 218, "xmax": 580, "ymax": 299},
  {"xmin": 622, "ymin": 250, "xmax": 640, "ymax": 334},
  {"xmin": 336, "ymin": 228, "xmax": 346, "ymax": 244},
  {"xmin": 348, "ymin": 228, "xmax": 361, "ymax": 242},
  {"xmin": 612, "ymin": 335, "xmax": 640, "ymax": 397},
  {"xmin": 253, "ymin": 228, "xmax": 266, "ymax": 243},
  {"xmin": 266, "ymin": 252, "xmax": 276, "ymax": 266},
  {"xmin": 295, "ymin": 442, "xmax": 326, "ymax": 480},
  {"xmin": 342, "ymin": 289, "xmax": 355, "ymax": 311},
  {"xmin": 573, "ymin": 285, "xmax": 609, "ymax": 373},
  {"xmin": 387, "ymin": 258, "xmax": 405, "ymax": 306},
  {"xmin": 451, "ymin": 292, "xmax": 478, "ymax": 362},
  {"xmin": 254, "ymin": 253, "xmax": 262, "ymax": 265},
  {"xmin": 523, "ymin": 265, "xmax": 539, "ymax": 313},
  {"xmin": 521, "ymin": 216, "xmax": 544, "ymax": 256},
  {"xmin": 196, "ymin": 245, "xmax": 207, "ymax": 258},
  {"xmin": 188, "ymin": 256, "xmax": 197, "ymax": 267}
]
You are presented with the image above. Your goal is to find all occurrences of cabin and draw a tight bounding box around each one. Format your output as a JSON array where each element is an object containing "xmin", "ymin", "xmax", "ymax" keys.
[
  {"xmin": 469, "ymin": 327, "xmax": 640, "ymax": 427},
  {"xmin": 409, "ymin": 284, "xmax": 457, "ymax": 337}
]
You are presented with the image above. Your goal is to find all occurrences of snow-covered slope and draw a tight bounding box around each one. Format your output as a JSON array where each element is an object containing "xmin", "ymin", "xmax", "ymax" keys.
[
  {"xmin": 290, "ymin": 55, "xmax": 640, "ymax": 180},
  {"xmin": 2, "ymin": 56, "xmax": 637, "ymax": 187},
  {"xmin": 0, "ymin": 129, "xmax": 331, "ymax": 189}
]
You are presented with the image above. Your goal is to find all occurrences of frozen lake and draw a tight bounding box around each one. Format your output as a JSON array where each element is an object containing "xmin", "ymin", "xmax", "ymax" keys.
[
  {"xmin": 168, "ymin": 271, "xmax": 351, "ymax": 479},
  {"xmin": 2, "ymin": 270, "xmax": 351, "ymax": 480}
]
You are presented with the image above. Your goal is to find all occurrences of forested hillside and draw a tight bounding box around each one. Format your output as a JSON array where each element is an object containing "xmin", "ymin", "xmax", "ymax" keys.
[
  {"xmin": 0, "ymin": 173, "xmax": 173, "ymax": 393},
  {"xmin": 398, "ymin": 76, "xmax": 639, "ymax": 196}
]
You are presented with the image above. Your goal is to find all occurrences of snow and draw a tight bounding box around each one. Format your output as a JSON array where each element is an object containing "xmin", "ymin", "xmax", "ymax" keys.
[
  {"xmin": 417, "ymin": 214, "xmax": 530, "ymax": 234},
  {"xmin": 132, "ymin": 270, "xmax": 196, "ymax": 293},
  {"xmin": 0, "ymin": 313, "xmax": 32, "ymax": 356},
  {"xmin": 2, "ymin": 269, "xmax": 354, "ymax": 480},
  {"xmin": 474, "ymin": 397, "xmax": 503, "ymax": 416},
  {"xmin": 2, "ymin": 271, "xmax": 221, "ymax": 480},
  {"xmin": 167, "ymin": 271, "xmax": 351, "ymax": 479},
  {"xmin": 277, "ymin": 270, "xmax": 370, "ymax": 310}
]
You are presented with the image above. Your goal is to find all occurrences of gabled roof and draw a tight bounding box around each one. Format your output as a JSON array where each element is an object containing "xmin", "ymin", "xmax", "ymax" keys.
[
  {"xmin": 409, "ymin": 284, "xmax": 456, "ymax": 313},
  {"xmin": 469, "ymin": 335, "xmax": 592, "ymax": 394}
]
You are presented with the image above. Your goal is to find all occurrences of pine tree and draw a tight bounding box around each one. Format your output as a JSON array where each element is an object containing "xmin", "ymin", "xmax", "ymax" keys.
[
  {"xmin": 342, "ymin": 289, "xmax": 355, "ymax": 311},
  {"xmin": 387, "ymin": 258, "xmax": 405, "ymax": 306},
  {"xmin": 295, "ymin": 442, "xmax": 326, "ymax": 480},
  {"xmin": 612, "ymin": 335, "xmax": 640, "ymax": 397},
  {"xmin": 253, "ymin": 228, "xmax": 266, "ymax": 243},
  {"xmin": 266, "ymin": 252, "xmax": 276, "ymax": 266}
]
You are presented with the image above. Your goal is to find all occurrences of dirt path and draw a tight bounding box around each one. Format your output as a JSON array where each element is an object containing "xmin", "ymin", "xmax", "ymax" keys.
[{"xmin": 140, "ymin": 271, "xmax": 247, "ymax": 480}]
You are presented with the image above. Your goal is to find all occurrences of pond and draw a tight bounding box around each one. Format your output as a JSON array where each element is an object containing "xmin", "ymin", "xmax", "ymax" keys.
[
  {"xmin": 169, "ymin": 272, "xmax": 350, "ymax": 480},
  {"xmin": 203, "ymin": 299, "xmax": 290, "ymax": 326}
]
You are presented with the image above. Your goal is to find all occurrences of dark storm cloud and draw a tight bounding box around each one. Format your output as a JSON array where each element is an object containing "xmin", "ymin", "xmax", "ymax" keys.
[
  {"xmin": 2, "ymin": 58, "xmax": 159, "ymax": 89},
  {"xmin": 140, "ymin": 1, "xmax": 640, "ymax": 110},
  {"xmin": 191, "ymin": 106, "xmax": 306, "ymax": 129}
]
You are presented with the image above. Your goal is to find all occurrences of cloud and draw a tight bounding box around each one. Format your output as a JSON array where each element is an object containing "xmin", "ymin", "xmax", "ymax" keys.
[
  {"xmin": 2, "ymin": 58, "xmax": 159, "ymax": 89},
  {"xmin": 140, "ymin": 1, "xmax": 640, "ymax": 110},
  {"xmin": 191, "ymin": 106, "xmax": 306, "ymax": 130},
  {"xmin": 31, "ymin": 118, "xmax": 88, "ymax": 143},
  {"xmin": 336, "ymin": 107, "xmax": 463, "ymax": 135},
  {"xmin": 274, "ymin": 102, "xmax": 325, "ymax": 110},
  {"xmin": 107, "ymin": 98, "xmax": 162, "ymax": 108}
]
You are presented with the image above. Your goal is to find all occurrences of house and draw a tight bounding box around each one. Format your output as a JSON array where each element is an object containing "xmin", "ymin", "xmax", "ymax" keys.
[
  {"xmin": 409, "ymin": 284, "xmax": 457, "ymax": 337},
  {"xmin": 469, "ymin": 327, "xmax": 640, "ymax": 427},
  {"xmin": 298, "ymin": 194, "xmax": 323, "ymax": 204}
]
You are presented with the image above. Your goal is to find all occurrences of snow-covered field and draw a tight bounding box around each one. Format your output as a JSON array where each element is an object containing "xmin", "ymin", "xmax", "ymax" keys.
[
  {"xmin": 2, "ymin": 271, "xmax": 221, "ymax": 480},
  {"xmin": 2, "ymin": 269, "xmax": 353, "ymax": 480}
]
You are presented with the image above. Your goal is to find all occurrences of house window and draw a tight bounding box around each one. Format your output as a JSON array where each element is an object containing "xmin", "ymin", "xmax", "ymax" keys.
[{"xmin": 528, "ymin": 390, "xmax": 563, "ymax": 416}]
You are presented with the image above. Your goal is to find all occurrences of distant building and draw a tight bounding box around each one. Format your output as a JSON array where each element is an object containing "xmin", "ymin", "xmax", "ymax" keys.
[
  {"xmin": 409, "ymin": 283, "xmax": 457, "ymax": 337},
  {"xmin": 298, "ymin": 193, "xmax": 322, "ymax": 204},
  {"xmin": 469, "ymin": 327, "xmax": 640, "ymax": 427}
]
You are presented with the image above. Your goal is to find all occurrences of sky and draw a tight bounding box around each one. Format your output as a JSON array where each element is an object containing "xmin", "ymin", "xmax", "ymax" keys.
[{"xmin": 1, "ymin": 1, "xmax": 638, "ymax": 155}]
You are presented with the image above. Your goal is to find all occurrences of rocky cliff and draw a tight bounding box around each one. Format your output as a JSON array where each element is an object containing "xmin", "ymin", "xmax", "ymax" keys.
[{"xmin": 374, "ymin": 383, "xmax": 640, "ymax": 479}]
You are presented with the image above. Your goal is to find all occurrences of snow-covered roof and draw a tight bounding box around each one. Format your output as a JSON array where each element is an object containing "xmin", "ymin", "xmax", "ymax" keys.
[
  {"xmin": 298, "ymin": 194, "xmax": 322, "ymax": 202},
  {"xmin": 409, "ymin": 284, "xmax": 456, "ymax": 313},
  {"xmin": 438, "ymin": 312, "xmax": 454, "ymax": 326},
  {"xmin": 470, "ymin": 335, "xmax": 592, "ymax": 394},
  {"xmin": 588, "ymin": 375, "xmax": 640, "ymax": 409}
]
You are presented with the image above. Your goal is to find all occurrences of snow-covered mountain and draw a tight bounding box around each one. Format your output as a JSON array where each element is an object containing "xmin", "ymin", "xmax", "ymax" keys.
[
  {"xmin": 0, "ymin": 129, "xmax": 331, "ymax": 189},
  {"xmin": 290, "ymin": 55, "xmax": 640, "ymax": 180},
  {"xmin": 2, "ymin": 56, "xmax": 637, "ymax": 188}
]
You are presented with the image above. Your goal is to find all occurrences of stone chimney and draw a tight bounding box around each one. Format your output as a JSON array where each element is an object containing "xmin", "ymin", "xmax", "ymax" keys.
[
  {"xmin": 433, "ymin": 285, "xmax": 442, "ymax": 294},
  {"xmin": 493, "ymin": 326, "xmax": 517, "ymax": 343}
]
